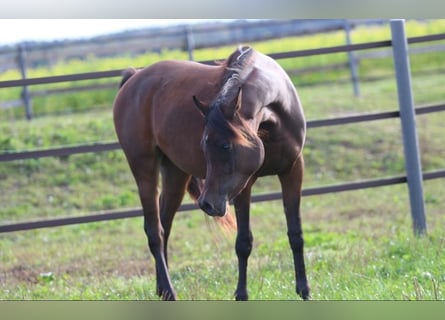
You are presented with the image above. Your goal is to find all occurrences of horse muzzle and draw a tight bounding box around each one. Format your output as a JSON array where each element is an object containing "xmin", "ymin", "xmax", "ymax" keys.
[{"xmin": 198, "ymin": 198, "xmax": 228, "ymax": 217}]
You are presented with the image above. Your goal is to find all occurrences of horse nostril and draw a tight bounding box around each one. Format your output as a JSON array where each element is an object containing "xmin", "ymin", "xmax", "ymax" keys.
[{"xmin": 199, "ymin": 200, "xmax": 214, "ymax": 215}]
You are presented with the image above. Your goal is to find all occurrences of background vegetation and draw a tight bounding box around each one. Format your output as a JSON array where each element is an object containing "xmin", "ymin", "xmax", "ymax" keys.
[{"xmin": 1, "ymin": 20, "xmax": 444, "ymax": 300}]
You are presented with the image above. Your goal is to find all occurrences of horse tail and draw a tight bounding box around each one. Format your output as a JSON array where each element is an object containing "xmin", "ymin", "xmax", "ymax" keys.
[
  {"xmin": 186, "ymin": 176, "xmax": 237, "ymax": 232},
  {"xmin": 186, "ymin": 176, "xmax": 204, "ymax": 203},
  {"xmin": 119, "ymin": 67, "xmax": 137, "ymax": 88}
]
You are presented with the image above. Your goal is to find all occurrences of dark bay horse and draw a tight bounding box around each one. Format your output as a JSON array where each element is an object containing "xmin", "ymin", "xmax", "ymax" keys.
[{"xmin": 113, "ymin": 46, "xmax": 309, "ymax": 300}]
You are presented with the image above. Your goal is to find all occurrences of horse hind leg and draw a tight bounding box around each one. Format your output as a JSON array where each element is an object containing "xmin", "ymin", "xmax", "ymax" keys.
[
  {"xmin": 279, "ymin": 156, "xmax": 310, "ymax": 300},
  {"xmin": 159, "ymin": 157, "xmax": 191, "ymax": 268},
  {"xmin": 186, "ymin": 176, "xmax": 204, "ymax": 203}
]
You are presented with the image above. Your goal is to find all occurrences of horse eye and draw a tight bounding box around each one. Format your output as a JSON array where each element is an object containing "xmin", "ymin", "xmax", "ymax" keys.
[{"xmin": 221, "ymin": 142, "xmax": 232, "ymax": 150}]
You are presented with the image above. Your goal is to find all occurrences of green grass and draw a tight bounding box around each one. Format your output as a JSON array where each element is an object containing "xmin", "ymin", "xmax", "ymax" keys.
[
  {"xmin": 1, "ymin": 182, "xmax": 444, "ymax": 300},
  {"xmin": 1, "ymin": 20, "xmax": 445, "ymax": 300}
]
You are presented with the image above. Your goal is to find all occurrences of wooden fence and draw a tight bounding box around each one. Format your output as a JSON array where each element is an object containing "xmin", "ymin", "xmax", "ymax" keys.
[{"xmin": 1, "ymin": 29, "xmax": 445, "ymax": 234}]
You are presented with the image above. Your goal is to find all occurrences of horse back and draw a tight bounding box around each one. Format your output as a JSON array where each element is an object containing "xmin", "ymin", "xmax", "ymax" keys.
[{"xmin": 113, "ymin": 60, "xmax": 224, "ymax": 177}]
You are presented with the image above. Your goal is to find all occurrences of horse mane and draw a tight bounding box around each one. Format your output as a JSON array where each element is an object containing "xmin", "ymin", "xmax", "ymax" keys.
[
  {"xmin": 206, "ymin": 46, "xmax": 256, "ymax": 147},
  {"xmin": 221, "ymin": 46, "xmax": 255, "ymax": 85}
]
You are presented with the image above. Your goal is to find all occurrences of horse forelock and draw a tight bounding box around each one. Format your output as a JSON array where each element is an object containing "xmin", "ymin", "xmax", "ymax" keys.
[{"xmin": 206, "ymin": 105, "xmax": 254, "ymax": 148}]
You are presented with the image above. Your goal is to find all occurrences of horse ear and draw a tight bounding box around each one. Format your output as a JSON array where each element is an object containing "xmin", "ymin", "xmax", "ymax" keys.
[
  {"xmin": 193, "ymin": 96, "xmax": 208, "ymax": 117},
  {"xmin": 222, "ymin": 87, "xmax": 242, "ymax": 119}
]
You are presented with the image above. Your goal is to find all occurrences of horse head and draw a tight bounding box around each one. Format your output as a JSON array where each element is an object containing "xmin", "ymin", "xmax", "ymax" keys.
[{"xmin": 193, "ymin": 80, "xmax": 264, "ymax": 217}]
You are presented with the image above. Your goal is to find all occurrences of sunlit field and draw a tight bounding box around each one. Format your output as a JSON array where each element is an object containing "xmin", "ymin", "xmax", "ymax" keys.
[{"xmin": 1, "ymin": 20, "xmax": 444, "ymax": 300}]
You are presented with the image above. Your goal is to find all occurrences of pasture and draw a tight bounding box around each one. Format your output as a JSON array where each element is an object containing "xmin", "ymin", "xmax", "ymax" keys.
[{"xmin": 1, "ymin": 20, "xmax": 445, "ymax": 300}]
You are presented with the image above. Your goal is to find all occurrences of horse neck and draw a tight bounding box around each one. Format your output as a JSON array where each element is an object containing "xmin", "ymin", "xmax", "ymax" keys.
[{"xmin": 236, "ymin": 104, "xmax": 266, "ymax": 142}]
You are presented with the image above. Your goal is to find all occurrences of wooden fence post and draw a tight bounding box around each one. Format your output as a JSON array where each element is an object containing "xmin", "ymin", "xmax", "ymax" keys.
[
  {"xmin": 17, "ymin": 44, "xmax": 33, "ymax": 120},
  {"xmin": 390, "ymin": 19, "xmax": 427, "ymax": 235}
]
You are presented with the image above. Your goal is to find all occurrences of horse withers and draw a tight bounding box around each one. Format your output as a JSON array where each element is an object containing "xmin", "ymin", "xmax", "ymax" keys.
[{"xmin": 113, "ymin": 46, "xmax": 309, "ymax": 300}]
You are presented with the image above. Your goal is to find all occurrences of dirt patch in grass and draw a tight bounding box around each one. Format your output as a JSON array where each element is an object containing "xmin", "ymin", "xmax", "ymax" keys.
[
  {"xmin": 3, "ymin": 264, "xmax": 39, "ymax": 284},
  {"xmin": 1, "ymin": 257, "xmax": 154, "ymax": 287}
]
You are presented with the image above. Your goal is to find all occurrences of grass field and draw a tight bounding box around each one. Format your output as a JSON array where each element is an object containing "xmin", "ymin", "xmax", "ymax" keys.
[{"xmin": 1, "ymin": 20, "xmax": 445, "ymax": 300}]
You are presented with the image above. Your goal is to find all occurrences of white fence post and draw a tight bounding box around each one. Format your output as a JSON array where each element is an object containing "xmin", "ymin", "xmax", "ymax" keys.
[{"xmin": 390, "ymin": 19, "xmax": 427, "ymax": 235}]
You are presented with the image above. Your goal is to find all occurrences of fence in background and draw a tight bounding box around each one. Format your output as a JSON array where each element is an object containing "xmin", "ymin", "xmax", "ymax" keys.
[
  {"xmin": 2, "ymin": 20, "xmax": 444, "ymax": 119},
  {"xmin": 0, "ymin": 19, "xmax": 403, "ymax": 119},
  {"xmin": 1, "ymin": 21, "xmax": 445, "ymax": 235},
  {"xmin": 0, "ymin": 19, "xmax": 383, "ymax": 67},
  {"xmin": 2, "ymin": 19, "xmax": 444, "ymax": 119}
]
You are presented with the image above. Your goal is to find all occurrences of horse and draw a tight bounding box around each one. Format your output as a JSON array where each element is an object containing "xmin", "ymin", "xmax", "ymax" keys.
[{"xmin": 113, "ymin": 46, "xmax": 309, "ymax": 300}]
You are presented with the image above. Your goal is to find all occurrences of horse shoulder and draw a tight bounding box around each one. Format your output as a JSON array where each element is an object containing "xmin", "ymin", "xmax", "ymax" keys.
[
  {"xmin": 245, "ymin": 57, "xmax": 306, "ymax": 174},
  {"xmin": 245, "ymin": 56, "xmax": 305, "ymax": 139}
]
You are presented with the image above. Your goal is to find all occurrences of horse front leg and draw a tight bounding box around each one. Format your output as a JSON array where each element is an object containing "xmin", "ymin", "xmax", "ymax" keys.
[
  {"xmin": 144, "ymin": 217, "xmax": 176, "ymax": 300},
  {"xmin": 132, "ymin": 156, "xmax": 177, "ymax": 301},
  {"xmin": 233, "ymin": 180, "xmax": 255, "ymax": 301},
  {"xmin": 279, "ymin": 156, "xmax": 310, "ymax": 300}
]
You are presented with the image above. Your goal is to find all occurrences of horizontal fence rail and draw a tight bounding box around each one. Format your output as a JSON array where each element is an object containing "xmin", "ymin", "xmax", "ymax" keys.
[
  {"xmin": 0, "ymin": 142, "xmax": 120, "ymax": 162},
  {"xmin": 1, "ymin": 103, "xmax": 444, "ymax": 163},
  {"xmin": 0, "ymin": 102, "xmax": 444, "ymax": 233},
  {"xmin": 0, "ymin": 69, "xmax": 123, "ymax": 89},
  {"xmin": 1, "ymin": 31, "xmax": 445, "ymax": 234},
  {"xmin": 1, "ymin": 169, "xmax": 445, "ymax": 233},
  {"xmin": 1, "ymin": 33, "xmax": 445, "ymax": 90}
]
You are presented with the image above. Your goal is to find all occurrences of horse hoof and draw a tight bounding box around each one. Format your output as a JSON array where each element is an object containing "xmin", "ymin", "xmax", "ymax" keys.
[
  {"xmin": 297, "ymin": 286, "xmax": 310, "ymax": 300},
  {"xmin": 162, "ymin": 293, "xmax": 177, "ymax": 301},
  {"xmin": 158, "ymin": 289, "xmax": 177, "ymax": 301},
  {"xmin": 163, "ymin": 294, "xmax": 176, "ymax": 301},
  {"xmin": 235, "ymin": 291, "xmax": 248, "ymax": 301}
]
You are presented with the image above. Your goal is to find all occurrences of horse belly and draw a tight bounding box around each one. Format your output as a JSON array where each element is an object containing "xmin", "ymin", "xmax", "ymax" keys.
[{"xmin": 257, "ymin": 137, "xmax": 303, "ymax": 177}]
